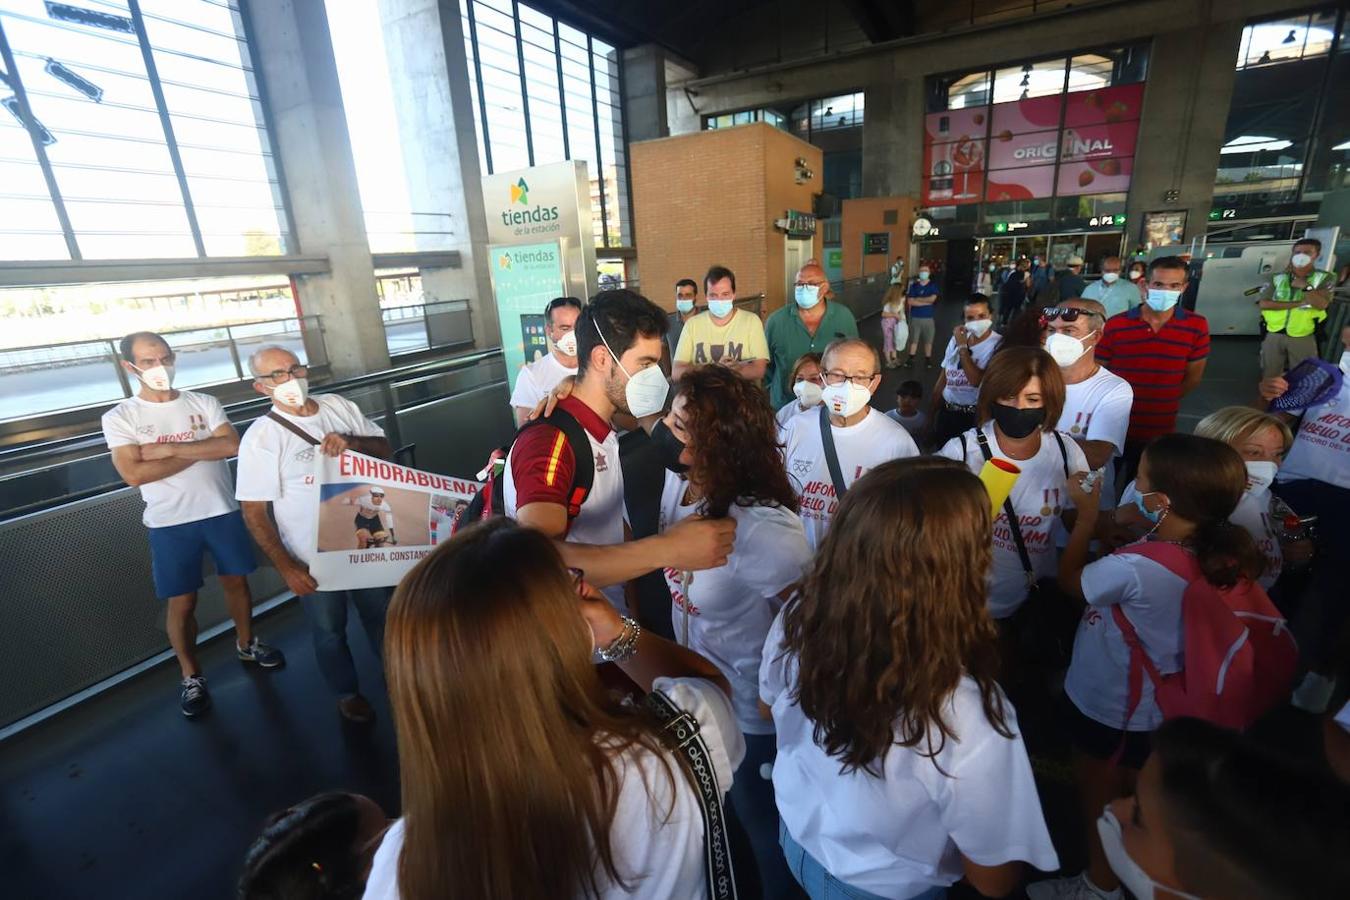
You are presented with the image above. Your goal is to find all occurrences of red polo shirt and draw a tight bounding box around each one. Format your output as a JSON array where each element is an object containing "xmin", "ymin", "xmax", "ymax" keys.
[{"xmin": 1095, "ymin": 306, "xmax": 1209, "ymax": 444}]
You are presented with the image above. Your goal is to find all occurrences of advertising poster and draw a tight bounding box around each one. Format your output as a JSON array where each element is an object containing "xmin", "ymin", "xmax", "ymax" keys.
[
  {"xmin": 310, "ymin": 450, "xmax": 481, "ymax": 591},
  {"xmin": 487, "ymin": 240, "xmax": 566, "ymax": 392},
  {"xmin": 1142, "ymin": 210, "xmax": 1188, "ymax": 250}
]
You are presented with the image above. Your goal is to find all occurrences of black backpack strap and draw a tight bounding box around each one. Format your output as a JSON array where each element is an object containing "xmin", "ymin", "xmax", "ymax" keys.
[
  {"xmin": 976, "ymin": 429, "xmax": 1036, "ymax": 588},
  {"xmin": 1051, "ymin": 430, "xmax": 1070, "ymax": 478},
  {"xmin": 265, "ymin": 410, "xmax": 320, "ymax": 446},
  {"xmin": 644, "ymin": 690, "xmax": 738, "ymax": 900},
  {"xmin": 515, "ymin": 407, "xmax": 596, "ymax": 520},
  {"xmin": 818, "ymin": 405, "xmax": 849, "ymax": 500}
]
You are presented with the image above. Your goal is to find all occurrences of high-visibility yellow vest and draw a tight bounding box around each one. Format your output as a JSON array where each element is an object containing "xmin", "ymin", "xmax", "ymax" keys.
[{"xmin": 1263, "ymin": 270, "xmax": 1332, "ymax": 337}]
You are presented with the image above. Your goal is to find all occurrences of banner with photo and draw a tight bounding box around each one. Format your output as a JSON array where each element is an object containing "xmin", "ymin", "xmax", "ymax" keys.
[{"xmin": 310, "ymin": 451, "xmax": 481, "ymax": 591}]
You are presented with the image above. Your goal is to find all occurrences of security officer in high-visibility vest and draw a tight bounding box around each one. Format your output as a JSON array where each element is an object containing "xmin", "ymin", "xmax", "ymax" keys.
[{"xmin": 1259, "ymin": 237, "xmax": 1333, "ymax": 378}]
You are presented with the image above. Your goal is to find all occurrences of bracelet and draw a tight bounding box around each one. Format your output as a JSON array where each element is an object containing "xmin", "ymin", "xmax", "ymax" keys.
[{"xmin": 596, "ymin": 615, "xmax": 641, "ymax": 664}]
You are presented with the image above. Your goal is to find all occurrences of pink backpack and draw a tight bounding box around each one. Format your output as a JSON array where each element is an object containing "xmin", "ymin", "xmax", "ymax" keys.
[{"xmin": 1111, "ymin": 541, "xmax": 1298, "ymax": 732}]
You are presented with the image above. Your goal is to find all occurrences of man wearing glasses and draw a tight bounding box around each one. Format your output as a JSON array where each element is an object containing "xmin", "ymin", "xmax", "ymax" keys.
[
  {"xmin": 511, "ymin": 296, "xmax": 582, "ymax": 426},
  {"xmin": 103, "ymin": 331, "xmax": 284, "ymax": 719},
  {"xmin": 780, "ymin": 338, "xmax": 918, "ymax": 549},
  {"xmin": 236, "ymin": 345, "xmax": 393, "ymax": 724}
]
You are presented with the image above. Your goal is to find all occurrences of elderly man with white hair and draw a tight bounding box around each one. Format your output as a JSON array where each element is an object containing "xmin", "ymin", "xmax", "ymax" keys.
[{"xmin": 235, "ymin": 345, "xmax": 393, "ymax": 724}]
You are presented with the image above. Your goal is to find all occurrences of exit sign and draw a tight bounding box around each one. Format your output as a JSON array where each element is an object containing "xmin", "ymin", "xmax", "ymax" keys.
[{"xmin": 1209, "ymin": 208, "xmax": 1238, "ymax": 221}]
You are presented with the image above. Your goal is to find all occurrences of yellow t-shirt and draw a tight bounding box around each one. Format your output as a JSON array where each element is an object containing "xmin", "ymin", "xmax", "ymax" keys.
[{"xmin": 674, "ymin": 309, "xmax": 770, "ymax": 365}]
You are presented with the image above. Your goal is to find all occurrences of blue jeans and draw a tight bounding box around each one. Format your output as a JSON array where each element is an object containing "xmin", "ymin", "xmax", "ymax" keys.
[
  {"xmin": 300, "ymin": 588, "xmax": 392, "ymax": 697},
  {"xmin": 780, "ymin": 820, "xmax": 947, "ymax": 900},
  {"xmin": 731, "ymin": 732, "xmax": 792, "ymax": 899}
]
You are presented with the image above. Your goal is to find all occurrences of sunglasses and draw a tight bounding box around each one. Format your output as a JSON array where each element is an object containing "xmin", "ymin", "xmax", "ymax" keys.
[{"xmin": 1040, "ymin": 307, "xmax": 1103, "ymax": 326}]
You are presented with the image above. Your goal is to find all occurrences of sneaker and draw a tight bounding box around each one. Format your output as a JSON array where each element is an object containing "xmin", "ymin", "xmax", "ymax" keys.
[
  {"xmin": 237, "ymin": 637, "xmax": 285, "ymax": 669},
  {"xmin": 1292, "ymin": 672, "xmax": 1336, "ymax": 714},
  {"xmin": 338, "ymin": 693, "xmax": 375, "ymax": 724},
  {"xmin": 1027, "ymin": 873, "xmax": 1121, "ymax": 900},
  {"xmin": 180, "ymin": 675, "xmax": 212, "ymax": 718}
]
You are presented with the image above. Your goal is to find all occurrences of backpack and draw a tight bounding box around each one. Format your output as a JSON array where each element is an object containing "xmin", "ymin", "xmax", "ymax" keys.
[
  {"xmin": 453, "ymin": 407, "xmax": 595, "ymax": 533},
  {"xmin": 1110, "ymin": 541, "xmax": 1298, "ymax": 732}
]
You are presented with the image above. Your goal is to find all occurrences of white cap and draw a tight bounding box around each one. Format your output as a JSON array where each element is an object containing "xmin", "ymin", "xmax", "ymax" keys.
[{"xmin": 1068, "ymin": 255, "xmax": 1084, "ymax": 266}]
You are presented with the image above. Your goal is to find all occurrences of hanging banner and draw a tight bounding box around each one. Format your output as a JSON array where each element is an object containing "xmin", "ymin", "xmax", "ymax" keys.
[{"xmin": 310, "ymin": 451, "xmax": 481, "ymax": 591}]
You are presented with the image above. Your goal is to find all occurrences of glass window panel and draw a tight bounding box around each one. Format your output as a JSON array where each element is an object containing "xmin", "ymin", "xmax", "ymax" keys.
[
  {"xmin": 177, "ymin": 143, "xmax": 273, "ymax": 182},
  {"xmin": 993, "ymin": 58, "xmax": 1066, "ymax": 103},
  {"xmin": 946, "ymin": 72, "xmax": 992, "ymax": 110},
  {"xmin": 557, "ymin": 21, "xmax": 587, "ymax": 47},
  {"xmin": 194, "ymin": 204, "xmax": 285, "ymax": 256},
  {"xmin": 517, "ymin": 3, "xmax": 553, "ymax": 32},
  {"xmin": 1238, "ymin": 15, "xmax": 1336, "ymax": 68},
  {"xmin": 140, "ymin": 14, "xmax": 246, "ymax": 65},
  {"xmin": 1067, "ymin": 54, "xmax": 1113, "ymax": 91},
  {"xmin": 472, "ymin": 3, "xmax": 516, "ymax": 37}
]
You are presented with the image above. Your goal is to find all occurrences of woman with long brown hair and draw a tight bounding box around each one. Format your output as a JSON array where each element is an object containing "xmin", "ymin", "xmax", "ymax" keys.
[
  {"xmin": 654, "ymin": 364, "xmax": 812, "ymax": 899},
  {"xmin": 762, "ymin": 458, "xmax": 1060, "ymax": 900},
  {"xmin": 363, "ymin": 518, "xmax": 743, "ymax": 900}
]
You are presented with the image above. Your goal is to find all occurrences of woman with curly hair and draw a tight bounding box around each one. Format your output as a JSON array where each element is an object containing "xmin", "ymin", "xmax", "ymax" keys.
[
  {"xmin": 761, "ymin": 458, "xmax": 1060, "ymax": 900},
  {"xmin": 655, "ymin": 364, "xmax": 813, "ymax": 898}
]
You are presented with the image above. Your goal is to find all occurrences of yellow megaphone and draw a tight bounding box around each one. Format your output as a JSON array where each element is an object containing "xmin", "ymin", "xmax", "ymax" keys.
[{"xmin": 979, "ymin": 457, "xmax": 1021, "ymax": 516}]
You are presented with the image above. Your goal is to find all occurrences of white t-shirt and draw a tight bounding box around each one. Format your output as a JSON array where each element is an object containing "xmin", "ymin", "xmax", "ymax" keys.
[
  {"xmin": 234, "ymin": 395, "xmax": 385, "ymax": 565},
  {"xmin": 659, "ymin": 473, "xmax": 812, "ymax": 734},
  {"xmin": 1121, "ymin": 479, "xmax": 1282, "ymax": 590},
  {"xmin": 939, "ymin": 423, "xmax": 1087, "ymax": 618},
  {"xmin": 1058, "ymin": 365, "xmax": 1132, "ymax": 513},
  {"xmin": 941, "ymin": 333, "xmax": 1002, "ymax": 407},
  {"xmin": 509, "ymin": 352, "xmax": 577, "ymax": 412},
  {"xmin": 1278, "ymin": 381, "xmax": 1350, "ymax": 489},
  {"xmin": 760, "ymin": 613, "xmax": 1060, "ymax": 899},
  {"xmin": 882, "ymin": 299, "xmax": 906, "ymax": 318},
  {"xmin": 886, "ymin": 408, "xmax": 928, "ymax": 436},
  {"xmin": 782, "ymin": 407, "xmax": 920, "ymax": 549},
  {"xmin": 102, "ymin": 390, "xmax": 237, "ymax": 528},
  {"xmin": 360, "ymin": 677, "xmax": 744, "ymax": 900},
  {"xmin": 1064, "ymin": 548, "xmax": 1186, "ymax": 731},
  {"xmin": 776, "ymin": 400, "xmax": 815, "ymax": 430}
]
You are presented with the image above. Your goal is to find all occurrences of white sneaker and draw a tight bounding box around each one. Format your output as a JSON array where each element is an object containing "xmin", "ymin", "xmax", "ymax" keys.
[
  {"xmin": 1291, "ymin": 672, "xmax": 1336, "ymax": 714},
  {"xmin": 1026, "ymin": 873, "xmax": 1122, "ymax": 900}
]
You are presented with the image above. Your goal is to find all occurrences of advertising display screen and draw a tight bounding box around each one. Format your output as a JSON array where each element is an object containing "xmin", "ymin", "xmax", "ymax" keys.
[{"xmin": 923, "ymin": 82, "xmax": 1144, "ymax": 206}]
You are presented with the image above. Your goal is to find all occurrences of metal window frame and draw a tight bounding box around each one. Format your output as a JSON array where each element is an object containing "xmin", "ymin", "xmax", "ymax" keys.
[
  {"xmin": 511, "ymin": 0, "xmax": 534, "ymax": 167},
  {"xmin": 0, "ymin": 14, "xmax": 81, "ymax": 260},
  {"xmin": 466, "ymin": 0, "xmax": 495, "ymax": 175},
  {"xmin": 552, "ymin": 21, "xmax": 570, "ymax": 159},
  {"xmin": 588, "ymin": 34, "xmax": 609, "ymax": 248}
]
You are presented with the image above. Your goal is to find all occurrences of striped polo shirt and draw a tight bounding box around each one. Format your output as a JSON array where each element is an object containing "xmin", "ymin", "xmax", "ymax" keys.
[{"xmin": 1095, "ymin": 306, "xmax": 1210, "ymax": 444}]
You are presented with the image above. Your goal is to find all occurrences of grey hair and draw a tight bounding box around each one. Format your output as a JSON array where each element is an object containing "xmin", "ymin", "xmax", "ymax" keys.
[{"xmin": 247, "ymin": 344, "xmax": 299, "ymax": 377}]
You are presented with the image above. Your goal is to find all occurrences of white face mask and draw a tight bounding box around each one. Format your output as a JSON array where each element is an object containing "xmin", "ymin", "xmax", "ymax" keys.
[
  {"xmin": 1146, "ymin": 288, "xmax": 1181, "ymax": 311},
  {"xmin": 708, "ymin": 299, "xmax": 735, "ymax": 318},
  {"xmin": 1340, "ymin": 350, "xmax": 1350, "ymax": 376},
  {"xmin": 1045, "ymin": 331, "xmax": 1093, "ymax": 367},
  {"xmin": 1129, "ymin": 269, "xmax": 1143, "ymax": 281},
  {"xmin": 1291, "ymin": 252, "xmax": 1313, "ymax": 268},
  {"xmin": 1102, "ymin": 271, "xmax": 1120, "ymax": 284},
  {"xmin": 821, "ymin": 381, "xmax": 872, "ymax": 418},
  {"xmin": 554, "ymin": 329, "xmax": 578, "ymax": 357},
  {"xmin": 793, "ymin": 379, "xmax": 823, "ymax": 408},
  {"xmin": 965, "ymin": 318, "xmax": 994, "ymax": 338},
  {"xmin": 1244, "ymin": 459, "xmax": 1278, "ymax": 495},
  {"xmin": 594, "ymin": 322, "xmax": 668, "ymax": 418},
  {"xmin": 272, "ymin": 376, "xmax": 309, "ymax": 408},
  {"xmin": 134, "ymin": 363, "xmax": 175, "ymax": 392},
  {"xmin": 1097, "ymin": 808, "xmax": 1200, "ymax": 900}
]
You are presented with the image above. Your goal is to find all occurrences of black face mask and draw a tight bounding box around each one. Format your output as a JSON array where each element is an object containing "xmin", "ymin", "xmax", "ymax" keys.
[
  {"xmin": 990, "ymin": 403, "xmax": 1045, "ymax": 439},
  {"xmin": 650, "ymin": 418, "xmax": 690, "ymax": 474}
]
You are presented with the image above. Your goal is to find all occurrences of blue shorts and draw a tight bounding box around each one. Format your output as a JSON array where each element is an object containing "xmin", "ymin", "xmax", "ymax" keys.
[{"xmin": 147, "ymin": 510, "xmax": 257, "ymax": 600}]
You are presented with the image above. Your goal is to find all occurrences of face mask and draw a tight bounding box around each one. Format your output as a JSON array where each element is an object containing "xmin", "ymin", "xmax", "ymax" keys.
[
  {"xmin": 989, "ymin": 264, "xmax": 997, "ymax": 272},
  {"xmin": 272, "ymin": 376, "xmax": 309, "ymax": 408},
  {"xmin": 1129, "ymin": 270, "xmax": 1143, "ymax": 281},
  {"xmin": 134, "ymin": 364, "xmax": 175, "ymax": 391},
  {"xmin": 594, "ymin": 321, "xmax": 668, "ymax": 418},
  {"xmin": 708, "ymin": 299, "xmax": 735, "ymax": 318},
  {"xmin": 1340, "ymin": 350, "xmax": 1350, "ymax": 376},
  {"xmin": 1292, "ymin": 252, "xmax": 1313, "ymax": 268},
  {"xmin": 794, "ymin": 284, "xmax": 821, "ymax": 309},
  {"xmin": 965, "ymin": 318, "xmax": 994, "ymax": 338},
  {"xmin": 650, "ymin": 418, "xmax": 690, "ymax": 474},
  {"xmin": 793, "ymin": 379, "xmax": 823, "ymax": 408},
  {"xmin": 918, "ymin": 271, "xmax": 930, "ymax": 282},
  {"xmin": 1045, "ymin": 331, "xmax": 1092, "ymax": 367},
  {"xmin": 1134, "ymin": 490, "xmax": 1165, "ymax": 525},
  {"xmin": 821, "ymin": 381, "xmax": 872, "ymax": 418},
  {"xmin": 1244, "ymin": 460, "xmax": 1278, "ymax": 495},
  {"xmin": 554, "ymin": 330, "xmax": 578, "ymax": 357},
  {"xmin": 1145, "ymin": 288, "xmax": 1180, "ymax": 311},
  {"xmin": 1097, "ymin": 808, "xmax": 1201, "ymax": 900},
  {"xmin": 675, "ymin": 298, "xmax": 695, "ymax": 314},
  {"xmin": 1102, "ymin": 271, "xmax": 1120, "ymax": 284},
  {"xmin": 990, "ymin": 402, "xmax": 1045, "ymax": 439}
]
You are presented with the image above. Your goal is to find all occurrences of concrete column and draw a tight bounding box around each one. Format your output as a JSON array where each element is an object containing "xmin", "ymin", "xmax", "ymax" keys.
[
  {"xmin": 861, "ymin": 59, "xmax": 924, "ymax": 200},
  {"xmin": 1127, "ymin": 19, "xmax": 1245, "ymax": 247},
  {"xmin": 622, "ymin": 45, "xmax": 668, "ymax": 142},
  {"xmin": 378, "ymin": 0, "xmax": 497, "ymax": 348},
  {"xmin": 245, "ymin": 0, "xmax": 389, "ymax": 378}
]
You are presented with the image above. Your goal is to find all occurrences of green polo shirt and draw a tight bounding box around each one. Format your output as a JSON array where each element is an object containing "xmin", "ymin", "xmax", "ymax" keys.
[{"xmin": 763, "ymin": 300, "xmax": 860, "ymax": 408}]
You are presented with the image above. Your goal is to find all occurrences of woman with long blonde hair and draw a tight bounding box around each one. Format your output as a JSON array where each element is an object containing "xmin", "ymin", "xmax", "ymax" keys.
[
  {"xmin": 762, "ymin": 458, "xmax": 1059, "ymax": 899},
  {"xmin": 362, "ymin": 519, "xmax": 743, "ymax": 900}
]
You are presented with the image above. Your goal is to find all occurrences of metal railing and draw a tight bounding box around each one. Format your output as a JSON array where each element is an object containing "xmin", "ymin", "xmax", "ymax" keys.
[
  {"xmin": 0, "ymin": 315, "xmax": 327, "ymax": 424},
  {"xmin": 381, "ymin": 299, "xmax": 475, "ymax": 356}
]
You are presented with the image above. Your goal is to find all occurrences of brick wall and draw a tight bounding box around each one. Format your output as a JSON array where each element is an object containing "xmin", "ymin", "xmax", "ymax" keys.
[
  {"xmin": 840, "ymin": 196, "xmax": 917, "ymax": 280},
  {"xmin": 630, "ymin": 123, "xmax": 823, "ymax": 313}
]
